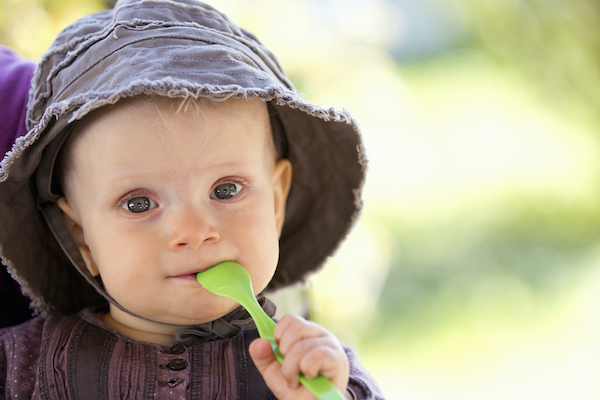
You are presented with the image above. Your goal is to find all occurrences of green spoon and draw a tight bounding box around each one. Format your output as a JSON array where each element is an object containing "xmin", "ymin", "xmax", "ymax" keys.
[{"xmin": 196, "ymin": 261, "xmax": 347, "ymax": 400}]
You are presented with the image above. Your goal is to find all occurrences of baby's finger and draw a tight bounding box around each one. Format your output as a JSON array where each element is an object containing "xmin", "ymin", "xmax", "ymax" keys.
[
  {"xmin": 249, "ymin": 339, "xmax": 320, "ymax": 399},
  {"xmin": 299, "ymin": 342, "xmax": 345, "ymax": 380},
  {"xmin": 279, "ymin": 336, "xmax": 339, "ymax": 382},
  {"xmin": 275, "ymin": 315, "xmax": 328, "ymax": 355}
]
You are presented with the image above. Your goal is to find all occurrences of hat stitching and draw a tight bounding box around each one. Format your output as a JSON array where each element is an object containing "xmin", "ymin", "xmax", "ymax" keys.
[{"xmin": 29, "ymin": 23, "xmax": 289, "ymax": 127}]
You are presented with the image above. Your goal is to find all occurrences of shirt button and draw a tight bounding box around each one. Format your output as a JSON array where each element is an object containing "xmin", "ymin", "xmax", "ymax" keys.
[
  {"xmin": 166, "ymin": 358, "xmax": 188, "ymax": 371},
  {"xmin": 168, "ymin": 343, "xmax": 186, "ymax": 355}
]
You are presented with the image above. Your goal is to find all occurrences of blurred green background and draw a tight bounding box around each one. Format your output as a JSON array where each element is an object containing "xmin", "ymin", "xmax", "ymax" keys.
[{"xmin": 3, "ymin": 0, "xmax": 600, "ymax": 398}]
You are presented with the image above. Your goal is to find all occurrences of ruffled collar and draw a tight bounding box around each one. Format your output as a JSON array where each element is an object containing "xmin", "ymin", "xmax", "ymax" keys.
[{"xmin": 173, "ymin": 296, "xmax": 276, "ymax": 346}]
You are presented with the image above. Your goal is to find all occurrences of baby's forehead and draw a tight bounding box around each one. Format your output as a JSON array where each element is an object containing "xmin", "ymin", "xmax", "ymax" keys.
[
  {"xmin": 84, "ymin": 96, "xmax": 269, "ymax": 125},
  {"xmin": 58, "ymin": 96, "xmax": 279, "ymax": 176},
  {"xmin": 70, "ymin": 95, "xmax": 274, "ymax": 150}
]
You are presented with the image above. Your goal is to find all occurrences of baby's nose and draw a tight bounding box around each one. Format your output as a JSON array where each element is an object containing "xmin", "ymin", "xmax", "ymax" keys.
[{"xmin": 168, "ymin": 207, "xmax": 219, "ymax": 250}]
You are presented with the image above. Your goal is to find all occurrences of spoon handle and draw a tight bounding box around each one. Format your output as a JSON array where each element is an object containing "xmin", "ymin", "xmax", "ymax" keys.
[
  {"xmin": 244, "ymin": 296, "xmax": 347, "ymax": 400},
  {"xmin": 196, "ymin": 262, "xmax": 347, "ymax": 400}
]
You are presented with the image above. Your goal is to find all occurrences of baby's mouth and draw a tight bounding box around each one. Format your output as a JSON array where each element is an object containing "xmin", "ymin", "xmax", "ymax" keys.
[
  {"xmin": 171, "ymin": 263, "xmax": 220, "ymax": 280},
  {"xmin": 170, "ymin": 273, "xmax": 198, "ymax": 281}
]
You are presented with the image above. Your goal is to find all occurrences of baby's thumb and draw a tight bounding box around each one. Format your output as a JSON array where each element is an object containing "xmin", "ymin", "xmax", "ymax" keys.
[
  {"xmin": 250, "ymin": 338, "xmax": 296, "ymax": 398},
  {"xmin": 249, "ymin": 338, "xmax": 278, "ymax": 373}
]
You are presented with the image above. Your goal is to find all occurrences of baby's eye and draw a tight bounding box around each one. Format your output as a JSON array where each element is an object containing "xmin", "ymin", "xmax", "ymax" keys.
[
  {"xmin": 211, "ymin": 182, "xmax": 243, "ymax": 200},
  {"xmin": 122, "ymin": 196, "xmax": 158, "ymax": 213}
]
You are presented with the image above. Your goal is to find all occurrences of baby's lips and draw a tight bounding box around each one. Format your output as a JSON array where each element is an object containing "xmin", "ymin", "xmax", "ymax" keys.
[{"xmin": 179, "ymin": 259, "xmax": 230, "ymax": 277}]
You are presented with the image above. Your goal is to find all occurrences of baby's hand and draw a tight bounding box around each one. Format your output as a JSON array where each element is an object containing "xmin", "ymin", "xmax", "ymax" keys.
[{"xmin": 248, "ymin": 314, "xmax": 351, "ymax": 400}]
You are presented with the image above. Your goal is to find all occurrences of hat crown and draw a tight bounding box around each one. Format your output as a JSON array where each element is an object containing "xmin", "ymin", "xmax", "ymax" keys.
[
  {"xmin": 112, "ymin": 0, "xmax": 234, "ymax": 29},
  {"xmin": 27, "ymin": 0, "xmax": 292, "ymax": 131}
]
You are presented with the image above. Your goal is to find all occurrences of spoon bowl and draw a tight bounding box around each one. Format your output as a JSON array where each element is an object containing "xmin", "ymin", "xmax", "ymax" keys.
[{"xmin": 196, "ymin": 261, "xmax": 346, "ymax": 400}]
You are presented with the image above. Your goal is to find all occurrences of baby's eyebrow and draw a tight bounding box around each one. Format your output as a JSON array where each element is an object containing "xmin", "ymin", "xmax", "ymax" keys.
[
  {"xmin": 210, "ymin": 160, "xmax": 248, "ymax": 170},
  {"xmin": 99, "ymin": 159, "xmax": 252, "ymax": 188},
  {"xmin": 198, "ymin": 154, "xmax": 259, "ymax": 171}
]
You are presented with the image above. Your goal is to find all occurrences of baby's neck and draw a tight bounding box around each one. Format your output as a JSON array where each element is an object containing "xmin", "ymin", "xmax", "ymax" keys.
[{"xmin": 102, "ymin": 307, "xmax": 191, "ymax": 345}]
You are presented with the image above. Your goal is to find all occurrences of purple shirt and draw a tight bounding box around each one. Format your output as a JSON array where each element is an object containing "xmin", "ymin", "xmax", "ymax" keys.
[
  {"xmin": 0, "ymin": 47, "xmax": 35, "ymax": 327},
  {"xmin": 0, "ymin": 307, "xmax": 385, "ymax": 399},
  {"xmin": 0, "ymin": 47, "xmax": 33, "ymax": 155}
]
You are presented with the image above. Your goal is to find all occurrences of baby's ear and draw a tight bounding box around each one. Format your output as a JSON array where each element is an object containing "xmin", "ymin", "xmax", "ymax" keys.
[
  {"xmin": 272, "ymin": 159, "xmax": 293, "ymax": 235},
  {"xmin": 56, "ymin": 197, "xmax": 99, "ymax": 277}
]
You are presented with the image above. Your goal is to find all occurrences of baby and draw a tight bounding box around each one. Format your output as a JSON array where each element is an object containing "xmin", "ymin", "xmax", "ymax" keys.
[{"xmin": 0, "ymin": 0, "xmax": 383, "ymax": 399}]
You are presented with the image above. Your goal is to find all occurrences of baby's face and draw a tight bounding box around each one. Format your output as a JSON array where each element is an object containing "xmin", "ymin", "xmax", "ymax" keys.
[{"xmin": 58, "ymin": 97, "xmax": 291, "ymax": 328}]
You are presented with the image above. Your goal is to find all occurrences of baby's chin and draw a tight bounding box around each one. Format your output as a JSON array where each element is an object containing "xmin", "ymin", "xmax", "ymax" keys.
[
  {"xmin": 153, "ymin": 303, "xmax": 241, "ymax": 327},
  {"xmin": 108, "ymin": 298, "xmax": 238, "ymax": 326}
]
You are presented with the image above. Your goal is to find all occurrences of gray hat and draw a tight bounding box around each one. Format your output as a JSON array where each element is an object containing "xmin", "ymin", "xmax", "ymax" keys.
[{"xmin": 0, "ymin": 0, "xmax": 366, "ymax": 316}]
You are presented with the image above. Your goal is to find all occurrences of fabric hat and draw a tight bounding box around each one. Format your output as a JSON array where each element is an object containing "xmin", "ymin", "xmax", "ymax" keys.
[{"xmin": 0, "ymin": 0, "xmax": 366, "ymax": 316}]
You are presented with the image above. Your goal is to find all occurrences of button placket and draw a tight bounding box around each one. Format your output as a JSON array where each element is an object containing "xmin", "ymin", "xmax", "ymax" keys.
[{"xmin": 156, "ymin": 343, "xmax": 190, "ymax": 396}]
